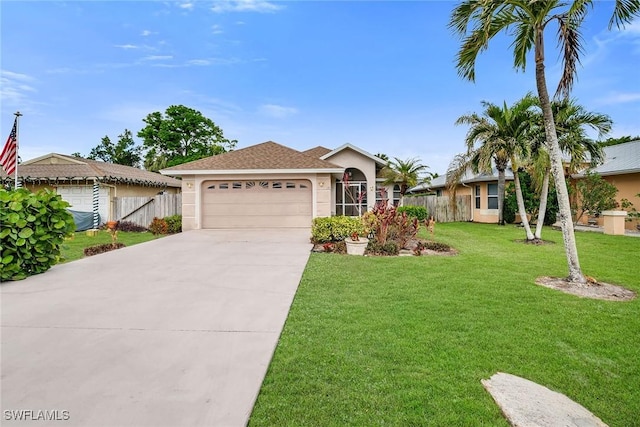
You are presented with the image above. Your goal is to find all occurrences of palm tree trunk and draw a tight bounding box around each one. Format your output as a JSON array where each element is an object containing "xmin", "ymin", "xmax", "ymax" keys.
[
  {"xmin": 497, "ymin": 168, "xmax": 505, "ymax": 225},
  {"xmin": 535, "ymin": 168, "xmax": 550, "ymax": 239},
  {"xmin": 513, "ymin": 169, "xmax": 535, "ymax": 240},
  {"xmin": 534, "ymin": 30, "xmax": 586, "ymax": 284}
]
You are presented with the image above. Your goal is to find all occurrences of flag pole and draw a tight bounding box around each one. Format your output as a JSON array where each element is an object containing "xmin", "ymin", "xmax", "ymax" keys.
[{"xmin": 14, "ymin": 111, "xmax": 22, "ymax": 189}]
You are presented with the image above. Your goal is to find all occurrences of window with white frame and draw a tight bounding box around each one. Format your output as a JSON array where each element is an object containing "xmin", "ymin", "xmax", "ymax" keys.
[
  {"xmin": 393, "ymin": 184, "xmax": 401, "ymax": 206},
  {"xmin": 475, "ymin": 185, "xmax": 481, "ymax": 209},
  {"xmin": 487, "ymin": 183, "xmax": 498, "ymax": 209},
  {"xmin": 336, "ymin": 168, "xmax": 367, "ymax": 216}
]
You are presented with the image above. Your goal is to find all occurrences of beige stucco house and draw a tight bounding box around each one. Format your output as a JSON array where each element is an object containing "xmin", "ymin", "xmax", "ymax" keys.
[
  {"xmin": 572, "ymin": 140, "xmax": 640, "ymax": 230},
  {"xmin": 409, "ymin": 168, "xmax": 515, "ymax": 223},
  {"xmin": 0, "ymin": 153, "xmax": 181, "ymax": 223},
  {"xmin": 161, "ymin": 141, "xmax": 396, "ymax": 230}
]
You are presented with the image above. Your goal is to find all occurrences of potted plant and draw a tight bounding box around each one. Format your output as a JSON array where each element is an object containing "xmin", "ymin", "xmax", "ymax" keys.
[{"xmin": 345, "ymin": 231, "xmax": 369, "ymax": 256}]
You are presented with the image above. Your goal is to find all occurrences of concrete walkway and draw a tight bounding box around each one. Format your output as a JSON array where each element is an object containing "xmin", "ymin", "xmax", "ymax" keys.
[{"xmin": 1, "ymin": 229, "xmax": 312, "ymax": 426}]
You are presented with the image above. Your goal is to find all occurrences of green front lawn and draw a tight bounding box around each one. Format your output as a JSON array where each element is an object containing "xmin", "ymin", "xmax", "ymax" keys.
[
  {"xmin": 61, "ymin": 230, "xmax": 163, "ymax": 263},
  {"xmin": 250, "ymin": 223, "xmax": 640, "ymax": 426}
]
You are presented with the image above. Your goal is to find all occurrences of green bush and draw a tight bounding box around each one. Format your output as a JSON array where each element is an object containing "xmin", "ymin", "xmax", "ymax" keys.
[
  {"xmin": 397, "ymin": 205, "xmax": 429, "ymax": 221},
  {"xmin": 0, "ymin": 188, "xmax": 75, "ymax": 281},
  {"xmin": 366, "ymin": 240, "xmax": 399, "ymax": 256},
  {"xmin": 164, "ymin": 215, "xmax": 182, "ymax": 234},
  {"xmin": 311, "ymin": 216, "xmax": 365, "ymax": 243}
]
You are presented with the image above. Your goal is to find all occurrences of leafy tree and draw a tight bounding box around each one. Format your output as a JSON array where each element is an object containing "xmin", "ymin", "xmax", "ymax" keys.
[
  {"xmin": 138, "ymin": 105, "xmax": 237, "ymax": 171},
  {"xmin": 381, "ymin": 157, "xmax": 430, "ymax": 206},
  {"xmin": 375, "ymin": 153, "xmax": 390, "ymax": 161},
  {"xmin": 71, "ymin": 152, "xmax": 82, "ymax": 158},
  {"xmin": 449, "ymin": 0, "xmax": 639, "ymax": 283},
  {"xmin": 575, "ymin": 172, "xmax": 618, "ymax": 221},
  {"xmin": 87, "ymin": 129, "xmax": 142, "ymax": 167},
  {"xmin": 451, "ymin": 93, "xmax": 538, "ymax": 238},
  {"xmin": 599, "ymin": 135, "xmax": 640, "ymax": 147},
  {"xmin": 503, "ymin": 171, "xmax": 558, "ymax": 226}
]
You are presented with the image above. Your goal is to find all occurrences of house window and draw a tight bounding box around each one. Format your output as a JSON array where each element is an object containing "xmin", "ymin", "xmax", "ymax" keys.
[
  {"xmin": 436, "ymin": 189, "xmax": 443, "ymax": 197},
  {"xmin": 487, "ymin": 183, "xmax": 498, "ymax": 209},
  {"xmin": 245, "ymin": 181, "xmax": 255, "ymax": 189},
  {"xmin": 475, "ymin": 185, "xmax": 481, "ymax": 209},
  {"xmin": 336, "ymin": 181, "xmax": 367, "ymax": 216},
  {"xmin": 286, "ymin": 182, "xmax": 296, "ymax": 189},
  {"xmin": 219, "ymin": 183, "xmax": 229, "ymax": 189},
  {"xmin": 259, "ymin": 181, "xmax": 269, "ymax": 189},
  {"xmin": 393, "ymin": 184, "xmax": 401, "ymax": 206},
  {"xmin": 232, "ymin": 182, "xmax": 242, "ymax": 189},
  {"xmin": 375, "ymin": 186, "xmax": 388, "ymax": 207}
]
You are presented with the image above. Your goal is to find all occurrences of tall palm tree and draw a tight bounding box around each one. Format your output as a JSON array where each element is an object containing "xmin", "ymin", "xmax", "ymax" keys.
[
  {"xmin": 452, "ymin": 94, "xmax": 538, "ymax": 239},
  {"xmin": 450, "ymin": 0, "xmax": 638, "ymax": 283},
  {"xmin": 381, "ymin": 157, "xmax": 430, "ymax": 206},
  {"xmin": 529, "ymin": 99, "xmax": 611, "ymax": 239}
]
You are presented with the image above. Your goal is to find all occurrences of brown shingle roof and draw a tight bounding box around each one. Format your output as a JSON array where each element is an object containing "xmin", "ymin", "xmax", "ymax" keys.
[
  {"xmin": 163, "ymin": 141, "xmax": 341, "ymax": 171},
  {"xmin": 302, "ymin": 146, "xmax": 332, "ymax": 159},
  {"xmin": 1, "ymin": 154, "xmax": 181, "ymax": 187}
]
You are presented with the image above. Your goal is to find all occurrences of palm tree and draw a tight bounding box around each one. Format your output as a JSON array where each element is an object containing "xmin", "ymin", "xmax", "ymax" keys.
[
  {"xmin": 529, "ymin": 99, "xmax": 611, "ymax": 239},
  {"xmin": 381, "ymin": 157, "xmax": 430, "ymax": 206},
  {"xmin": 450, "ymin": 1, "xmax": 638, "ymax": 283},
  {"xmin": 452, "ymin": 94, "xmax": 538, "ymax": 239}
]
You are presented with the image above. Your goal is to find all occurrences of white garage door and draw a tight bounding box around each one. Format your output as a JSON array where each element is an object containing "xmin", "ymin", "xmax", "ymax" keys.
[
  {"xmin": 202, "ymin": 179, "xmax": 312, "ymax": 228},
  {"xmin": 56, "ymin": 185, "xmax": 109, "ymax": 224}
]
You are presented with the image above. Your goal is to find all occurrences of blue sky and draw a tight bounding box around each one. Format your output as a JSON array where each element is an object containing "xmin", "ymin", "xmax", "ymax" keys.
[{"xmin": 1, "ymin": 1, "xmax": 639, "ymax": 174}]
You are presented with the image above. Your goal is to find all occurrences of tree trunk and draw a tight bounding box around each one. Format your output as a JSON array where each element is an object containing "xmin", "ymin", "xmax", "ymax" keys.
[
  {"xmin": 535, "ymin": 168, "xmax": 550, "ymax": 240},
  {"xmin": 513, "ymin": 169, "xmax": 535, "ymax": 240},
  {"xmin": 534, "ymin": 30, "xmax": 586, "ymax": 283},
  {"xmin": 497, "ymin": 168, "xmax": 505, "ymax": 225}
]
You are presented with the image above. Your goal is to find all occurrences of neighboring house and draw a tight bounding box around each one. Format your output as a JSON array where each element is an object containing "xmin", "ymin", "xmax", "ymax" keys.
[
  {"xmin": 572, "ymin": 140, "xmax": 640, "ymax": 229},
  {"xmin": 0, "ymin": 153, "xmax": 181, "ymax": 223},
  {"xmin": 409, "ymin": 168, "xmax": 515, "ymax": 223},
  {"xmin": 161, "ymin": 141, "xmax": 397, "ymax": 230}
]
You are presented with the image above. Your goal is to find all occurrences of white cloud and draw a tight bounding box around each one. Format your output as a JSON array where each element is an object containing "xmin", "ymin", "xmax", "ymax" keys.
[
  {"xmin": 597, "ymin": 92, "xmax": 640, "ymax": 105},
  {"xmin": 178, "ymin": 2, "xmax": 194, "ymax": 10},
  {"xmin": 114, "ymin": 44, "xmax": 139, "ymax": 49},
  {"xmin": 259, "ymin": 104, "xmax": 298, "ymax": 119},
  {"xmin": 212, "ymin": 24, "xmax": 224, "ymax": 34},
  {"xmin": 141, "ymin": 55, "xmax": 174, "ymax": 61},
  {"xmin": 0, "ymin": 70, "xmax": 37, "ymax": 106},
  {"xmin": 141, "ymin": 30, "xmax": 154, "ymax": 37},
  {"xmin": 211, "ymin": 0, "xmax": 283, "ymax": 14},
  {"xmin": 187, "ymin": 59, "xmax": 211, "ymax": 66}
]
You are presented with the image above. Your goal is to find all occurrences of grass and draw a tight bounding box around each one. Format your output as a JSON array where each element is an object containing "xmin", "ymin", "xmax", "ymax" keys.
[
  {"xmin": 249, "ymin": 223, "xmax": 640, "ymax": 426},
  {"xmin": 61, "ymin": 230, "xmax": 163, "ymax": 263}
]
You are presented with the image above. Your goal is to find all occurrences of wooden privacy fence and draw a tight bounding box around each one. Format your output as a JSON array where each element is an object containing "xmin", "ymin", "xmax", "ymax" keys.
[
  {"xmin": 113, "ymin": 194, "xmax": 181, "ymax": 227},
  {"xmin": 404, "ymin": 195, "xmax": 472, "ymax": 223}
]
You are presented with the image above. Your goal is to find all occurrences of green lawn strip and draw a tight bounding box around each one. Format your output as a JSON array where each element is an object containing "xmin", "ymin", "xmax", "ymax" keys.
[
  {"xmin": 61, "ymin": 231, "xmax": 163, "ymax": 263},
  {"xmin": 250, "ymin": 223, "xmax": 640, "ymax": 426}
]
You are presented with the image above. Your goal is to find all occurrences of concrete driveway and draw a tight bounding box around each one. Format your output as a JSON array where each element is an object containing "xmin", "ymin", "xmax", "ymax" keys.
[{"xmin": 1, "ymin": 229, "xmax": 311, "ymax": 426}]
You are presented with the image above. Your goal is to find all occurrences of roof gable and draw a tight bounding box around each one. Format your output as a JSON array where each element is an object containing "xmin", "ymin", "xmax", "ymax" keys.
[
  {"xmin": 162, "ymin": 141, "xmax": 342, "ymax": 172},
  {"xmin": 320, "ymin": 143, "xmax": 387, "ymax": 166}
]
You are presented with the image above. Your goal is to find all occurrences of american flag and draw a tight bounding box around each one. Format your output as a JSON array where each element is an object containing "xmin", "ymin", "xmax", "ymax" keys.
[{"xmin": 0, "ymin": 117, "xmax": 18, "ymax": 176}]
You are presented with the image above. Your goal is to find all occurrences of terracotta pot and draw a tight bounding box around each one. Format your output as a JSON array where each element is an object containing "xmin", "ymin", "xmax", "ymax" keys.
[{"xmin": 106, "ymin": 221, "xmax": 118, "ymax": 230}]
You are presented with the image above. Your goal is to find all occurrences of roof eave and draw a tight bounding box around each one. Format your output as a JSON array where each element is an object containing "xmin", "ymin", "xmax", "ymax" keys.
[{"xmin": 160, "ymin": 168, "xmax": 345, "ymax": 176}]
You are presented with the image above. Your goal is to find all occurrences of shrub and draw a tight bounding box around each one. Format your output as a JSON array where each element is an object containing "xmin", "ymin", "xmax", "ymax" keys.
[
  {"xmin": 164, "ymin": 215, "xmax": 182, "ymax": 234},
  {"xmin": 0, "ymin": 188, "xmax": 75, "ymax": 281},
  {"xmin": 366, "ymin": 240, "xmax": 399, "ymax": 256},
  {"xmin": 311, "ymin": 216, "xmax": 365, "ymax": 243},
  {"xmin": 422, "ymin": 241, "xmax": 452, "ymax": 252},
  {"xmin": 397, "ymin": 205, "xmax": 429, "ymax": 221},
  {"xmin": 149, "ymin": 217, "xmax": 168, "ymax": 235},
  {"xmin": 116, "ymin": 221, "xmax": 147, "ymax": 232},
  {"xmin": 363, "ymin": 204, "xmax": 419, "ymax": 249}
]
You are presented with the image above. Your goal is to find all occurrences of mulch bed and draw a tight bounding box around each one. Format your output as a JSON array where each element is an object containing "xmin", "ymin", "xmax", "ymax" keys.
[
  {"xmin": 83, "ymin": 243, "xmax": 126, "ymax": 257},
  {"xmin": 535, "ymin": 276, "xmax": 636, "ymax": 301},
  {"xmin": 311, "ymin": 239, "xmax": 457, "ymax": 257}
]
